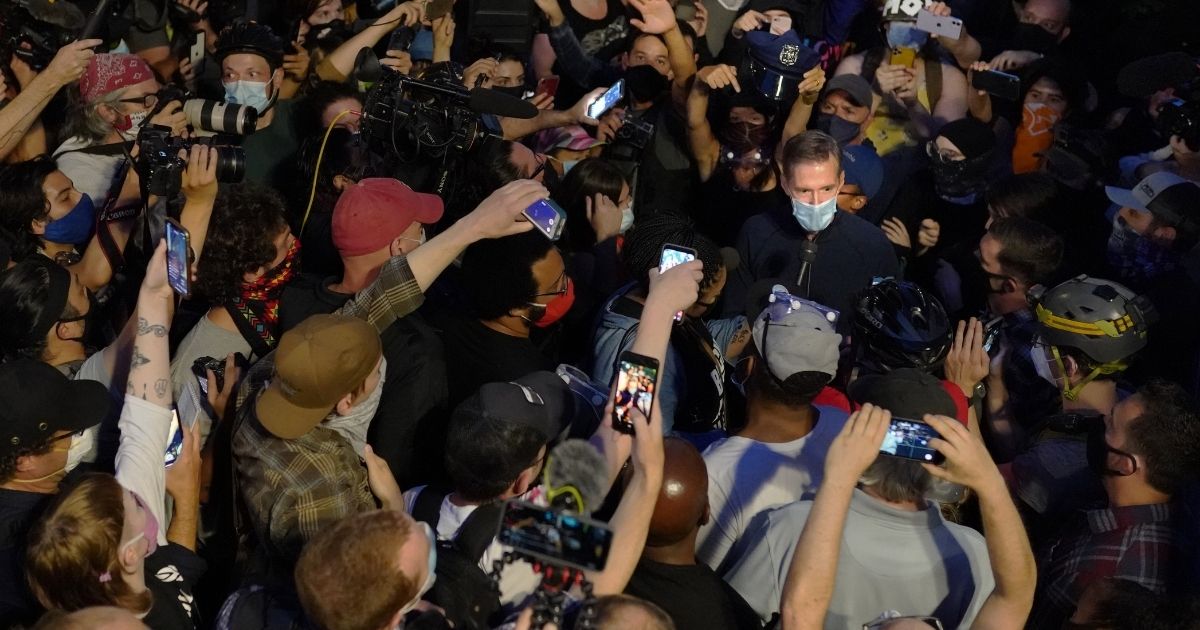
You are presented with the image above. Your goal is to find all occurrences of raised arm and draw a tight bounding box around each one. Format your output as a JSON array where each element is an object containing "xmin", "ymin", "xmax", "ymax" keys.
[
  {"xmin": 777, "ymin": 66, "xmax": 826, "ymax": 165},
  {"xmin": 0, "ymin": 40, "xmax": 98, "ymax": 160},
  {"xmin": 779, "ymin": 404, "xmax": 891, "ymax": 630},
  {"xmin": 539, "ymin": 0, "xmax": 611, "ymax": 89},
  {"xmin": 500, "ymin": 87, "xmax": 606, "ymax": 141},
  {"xmin": 629, "ymin": 0, "xmax": 697, "ymax": 112},
  {"xmin": 314, "ymin": 2, "xmax": 424, "ymax": 82},
  {"xmin": 688, "ymin": 65, "xmax": 733, "ymax": 181}
]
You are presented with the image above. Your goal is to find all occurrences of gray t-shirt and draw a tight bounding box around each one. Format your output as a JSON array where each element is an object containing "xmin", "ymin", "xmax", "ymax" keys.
[
  {"xmin": 170, "ymin": 315, "xmax": 252, "ymax": 403},
  {"xmin": 725, "ymin": 489, "xmax": 994, "ymax": 629}
]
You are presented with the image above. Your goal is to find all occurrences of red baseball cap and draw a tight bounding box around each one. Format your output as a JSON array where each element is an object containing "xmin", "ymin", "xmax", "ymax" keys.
[{"xmin": 332, "ymin": 178, "xmax": 444, "ymax": 257}]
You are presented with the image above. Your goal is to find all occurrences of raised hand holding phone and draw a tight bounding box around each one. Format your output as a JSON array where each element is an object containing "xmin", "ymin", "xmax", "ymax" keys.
[
  {"xmin": 659, "ymin": 244, "xmax": 697, "ymax": 321},
  {"xmin": 165, "ymin": 219, "xmax": 191, "ymax": 298},
  {"xmin": 611, "ymin": 352, "xmax": 660, "ymax": 434}
]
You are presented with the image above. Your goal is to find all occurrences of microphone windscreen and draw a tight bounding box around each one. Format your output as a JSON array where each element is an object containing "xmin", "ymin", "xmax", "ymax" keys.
[
  {"xmin": 468, "ymin": 88, "xmax": 539, "ymax": 119},
  {"xmin": 24, "ymin": 0, "xmax": 83, "ymax": 29},
  {"xmin": 799, "ymin": 239, "xmax": 818, "ymax": 261},
  {"xmin": 545, "ymin": 439, "xmax": 608, "ymax": 514}
]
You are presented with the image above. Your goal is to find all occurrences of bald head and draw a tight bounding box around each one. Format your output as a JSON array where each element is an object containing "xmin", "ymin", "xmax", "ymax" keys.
[
  {"xmin": 647, "ymin": 437, "xmax": 709, "ymax": 547},
  {"xmin": 593, "ymin": 594, "xmax": 676, "ymax": 630}
]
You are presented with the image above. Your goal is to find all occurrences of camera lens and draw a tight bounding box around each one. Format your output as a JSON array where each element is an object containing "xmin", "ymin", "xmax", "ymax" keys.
[
  {"xmin": 183, "ymin": 99, "xmax": 259, "ymax": 135},
  {"xmin": 212, "ymin": 146, "xmax": 246, "ymax": 183}
]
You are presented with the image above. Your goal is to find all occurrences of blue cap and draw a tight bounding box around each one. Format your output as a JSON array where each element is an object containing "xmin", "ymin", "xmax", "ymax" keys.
[
  {"xmin": 409, "ymin": 28, "xmax": 434, "ymax": 62},
  {"xmin": 841, "ymin": 144, "xmax": 884, "ymax": 199},
  {"xmin": 745, "ymin": 30, "xmax": 820, "ymax": 100}
]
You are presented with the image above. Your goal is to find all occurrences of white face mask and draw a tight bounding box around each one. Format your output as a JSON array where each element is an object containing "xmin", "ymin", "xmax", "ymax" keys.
[
  {"xmin": 791, "ymin": 193, "xmax": 839, "ymax": 232},
  {"xmin": 65, "ymin": 426, "xmax": 98, "ymax": 473},
  {"xmin": 324, "ymin": 358, "xmax": 387, "ymax": 456},
  {"xmin": 224, "ymin": 79, "xmax": 274, "ymax": 114},
  {"xmin": 619, "ymin": 203, "xmax": 635, "ymax": 234},
  {"xmin": 121, "ymin": 110, "xmax": 150, "ymax": 139}
]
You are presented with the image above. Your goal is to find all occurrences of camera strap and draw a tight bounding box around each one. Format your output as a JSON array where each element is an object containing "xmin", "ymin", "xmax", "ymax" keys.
[{"xmin": 93, "ymin": 159, "xmax": 136, "ymax": 272}]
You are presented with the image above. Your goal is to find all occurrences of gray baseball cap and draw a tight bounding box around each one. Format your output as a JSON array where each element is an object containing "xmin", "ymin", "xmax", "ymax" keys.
[
  {"xmin": 823, "ymin": 74, "xmax": 873, "ymax": 109},
  {"xmin": 1105, "ymin": 171, "xmax": 1200, "ymax": 226},
  {"xmin": 751, "ymin": 295, "xmax": 842, "ymax": 380}
]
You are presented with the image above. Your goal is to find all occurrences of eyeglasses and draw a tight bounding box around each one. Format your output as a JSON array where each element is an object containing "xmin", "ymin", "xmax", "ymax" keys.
[
  {"xmin": 531, "ymin": 268, "xmax": 568, "ymax": 299},
  {"xmin": 117, "ymin": 92, "xmax": 160, "ymax": 109},
  {"xmin": 529, "ymin": 153, "xmax": 549, "ymax": 181},
  {"xmin": 925, "ymin": 141, "xmax": 963, "ymax": 164}
]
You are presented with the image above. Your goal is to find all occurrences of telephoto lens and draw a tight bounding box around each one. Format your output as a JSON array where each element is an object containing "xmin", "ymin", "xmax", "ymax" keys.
[
  {"xmin": 212, "ymin": 146, "xmax": 246, "ymax": 183},
  {"xmin": 183, "ymin": 99, "xmax": 259, "ymax": 135}
]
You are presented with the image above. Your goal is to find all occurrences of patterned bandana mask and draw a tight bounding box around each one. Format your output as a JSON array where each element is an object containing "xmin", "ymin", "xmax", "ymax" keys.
[
  {"xmin": 228, "ymin": 238, "xmax": 301, "ymax": 356},
  {"xmin": 1106, "ymin": 214, "xmax": 1176, "ymax": 286}
]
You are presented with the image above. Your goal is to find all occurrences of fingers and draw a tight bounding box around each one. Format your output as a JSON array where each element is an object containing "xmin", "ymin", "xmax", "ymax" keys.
[{"xmin": 585, "ymin": 195, "xmax": 593, "ymax": 221}]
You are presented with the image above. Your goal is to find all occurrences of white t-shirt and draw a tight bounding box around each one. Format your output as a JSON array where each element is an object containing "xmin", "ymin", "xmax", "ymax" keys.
[
  {"xmin": 402, "ymin": 486, "xmax": 541, "ymax": 607},
  {"xmin": 696, "ymin": 405, "xmax": 849, "ymax": 573},
  {"xmin": 115, "ymin": 395, "xmax": 173, "ymax": 548}
]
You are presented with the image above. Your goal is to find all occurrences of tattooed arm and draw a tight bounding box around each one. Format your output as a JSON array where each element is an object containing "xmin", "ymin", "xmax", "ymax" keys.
[{"xmin": 126, "ymin": 241, "xmax": 174, "ymax": 408}]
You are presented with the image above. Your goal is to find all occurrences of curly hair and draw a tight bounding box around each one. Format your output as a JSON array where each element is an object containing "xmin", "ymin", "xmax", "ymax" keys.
[
  {"xmin": 459, "ymin": 229, "xmax": 554, "ymax": 321},
  {"xmin": 0, "ymin": 155, "xmax": 57, "ymax": 262},
  {"xmin": 0, "ymin": 439, "xmax": 54, "ymax": 485},
  {"xmin": 26, "ymin": 474, "xmax": 153, "ymax": 615},
  {"xmin": 621, "ymin": 212, "xmax": 723, "ymax": 291},
  {"xmin": 194, "ymin": 184, "xmax": 289, "ymax": 303}
]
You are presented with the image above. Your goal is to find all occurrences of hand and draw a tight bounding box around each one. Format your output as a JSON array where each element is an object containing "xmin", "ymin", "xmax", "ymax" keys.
[
  {"xmin": 174, "ymin": 0, "xmax": 208, "ymax": 21},
  {"xmin": 646, "ymin": 259, "xmax": 702, "ymax": 314},
  {"xmin": 920, "ymin": 414, "xmax": 1003, "ymax": 491},
  {"xmin": 516, "ymin": 606, "xmax": 560, "ymax": 630},
  {"xmin": 629, "ymin": 0, "xmax": 678, "ymax": 35},
  {"xmin": 916, "ymin": 218, "xmax": 940, "ymax": 252},
  {"xmin": 627, "ymin": 401, "xmax": 664, "ymax": 481},
  {"xmin": 181, "ymin": 144, "xmax": 219, "ymax": 205},
  {"xmin": 149, "ymin": 100, "xmax": 189, "ymax": 138},
  {"xmin": 590, "ymin": 400, "xmax": 633, "ymax": 485},
  {"xmin": 381, "ymin": 49, "xmax": 414, "ymax": 75},
  {"xmin": 881, "ymin": 217, "xmax": 911, "ymax": 249},
  {"xmin": 464, "ymin": 179, "xmax": 547, "ymax": 240},
  {"xmin": 166, "ymin": 417, "xmax": 203, "ymax": 504},
  {"xmin": 391, "ymin": 0, "xmax": 424, "ymax": 27},
  {"xmin": 823, "ymin": 403, "xmax": 891, "ymax": 484},
  {"xmin": 533, "ymin": 0, "xmax": 566, "ymax": 27},
  {"xmin": 44, "ymin": 39, "xmax": 100, "ymax": 88},
  {"xmin": 141, "ymin": 240, "xmax": 173, "ymax": 300},
  {"xmin": 989, "ymin": 49, "xmax": 1040, "ymax": 72},
  {"xmin": 572, "ymin": 86, "xmax": 607, "ymax": 125},
  {"xmin": 731, "ymin": 10, "xmax": 768, "ymax": 38},
  {"xmin": 364, "ymin": 444, "xmax": 404, "ymax": 510},
  {"xmin": 586, "ymin": 193, "xmax": 623, "ymax": 242},
  {"xmin": 431, "ymin": 14, "xmax": 455, "ymax": 58},
  {"xmin": 797, "ymin": 65, "xmax": 826, "ymax": 105},
  {"xmin": 206, "ymin": 353, "xmax": 240, "ymax": 423},
  {"xmin": 875, "ymin": 64, "xmax": 915, "ymax": 97},
  {"xmin": 462, "ymin": 57, "xmax": 498, "ymax": 88},
  {"xmin": 596, "ymin": 107, "xmax": 625, "ymax": 143},
  {"xmin": 528, "ymin": 91, "xmax": 555, "ymax": 110},
  {"xmin": 944, "ymin": 318, "xmax": 990, "ymax": 397},
  {"xmin": 966, "ymin": 61, "xmax": 992, "ymax": 96},
  {"xmin": 282, "ymin": 42, "xmax": 310, "ymax": 81},
  {"xmin": 687, "ymin": 1, "xmax": 708, "ymax": 38},
  {"xmin": 696, "ymin": 64, "xmax": 740, "ymax": 92},
  {"xmin": 178, "ymin": 56, "xmax": 198, "ymax": 91}
]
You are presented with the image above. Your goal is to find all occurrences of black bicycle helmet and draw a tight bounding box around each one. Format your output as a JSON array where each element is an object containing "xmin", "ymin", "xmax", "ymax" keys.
[
  {"xmin": 214, "ymin": 21, "xmax": 285, "ymax": 70},
  {"xmin": 854, "ymin": 279, "xmax": 953, "ymax": 372}
]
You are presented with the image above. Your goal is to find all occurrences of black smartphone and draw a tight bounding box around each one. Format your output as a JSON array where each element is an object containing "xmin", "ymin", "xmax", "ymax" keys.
[
  {"xmin": 879, "ymin": 417, "xmax": 945, "ymax": 465},
  {"xmin": 497, "ymin": 499, "xmax": 613, "ymax": 571},
  {"xmin": 611, "ymin": 351, "xmax": 659, "ymax": 434},
  {"xmin": 426, "ymin": 0, "xmax": 453, "ymax": 21},
  {"xmin": 971, "ymin": 69, "xmax": 1020, "ymax": 101},
  {"xmin": 165, "ymin": 218, "xmax": 191, "ymax": 298},
  {"xmin": 586, "ymin": 79, "xmax": 625, "ymax": 120},
  {"xmin": 388, "ymin": 25, "xmax": 416, "ymax": 51},
  {"xmin": 981, "ymin": 316, "xmax": 1004, "ymax": 355},
  {"xmin": 659, "ymin": 243, "xmax": 697, "ymax": 322},
  {"xmin": 523, "ymin": 198, "xmax": 566, "ymax": 241}
]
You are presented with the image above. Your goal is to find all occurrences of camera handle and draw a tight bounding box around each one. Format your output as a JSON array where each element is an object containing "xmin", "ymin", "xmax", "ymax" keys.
[{"xmin": 490, "ymin": 553, "xmax": 599, "ymax": 629}]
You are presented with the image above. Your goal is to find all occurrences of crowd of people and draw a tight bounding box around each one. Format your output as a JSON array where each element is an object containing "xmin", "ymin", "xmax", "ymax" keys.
[{"xmin": 0, "ymin": 0, "xmax": 1198, "ymax": 627}]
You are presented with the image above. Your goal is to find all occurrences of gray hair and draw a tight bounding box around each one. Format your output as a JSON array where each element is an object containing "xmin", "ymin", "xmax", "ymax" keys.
[
  {"xmin": 860, "ymin": 456, "xmax": 932, "ymax": 504},
  {"xmin": 63, "ymin": 86, "xmax": 129, "ymax": 145}
]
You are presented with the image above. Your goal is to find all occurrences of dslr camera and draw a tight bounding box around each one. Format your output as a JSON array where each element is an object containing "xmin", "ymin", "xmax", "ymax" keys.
[
  {"xmin": 614, "ymin": 112, "xmax": 654, "ymax": 151},
  {"xmin": 137, "ymin": 127, "xmax": 245, "ymax": 196},
  {"xmin": 1157, "ymin": 98, "xmax": 1200, "ymax": 150},
  {"xmin": 0, "ymin": 0, "xmax": 81, "ymax": 70}
]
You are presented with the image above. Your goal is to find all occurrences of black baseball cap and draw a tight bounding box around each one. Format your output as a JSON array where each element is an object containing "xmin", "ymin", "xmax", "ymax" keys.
[
  {"xmin": 0, "ymin": 360, "xmax": 109, "ymax": 459},
  {"xmin": 847, "ymin": 368, "xmax": 965, "ymax": 424},
  {"xmin": 452, "ymin": 371, "xmax": 573, "ymax": 443}
]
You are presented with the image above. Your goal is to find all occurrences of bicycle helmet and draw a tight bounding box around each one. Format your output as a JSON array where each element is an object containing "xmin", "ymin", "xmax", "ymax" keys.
[
  {"xmin": 214, "ymin": 21, "xmax": 285, "ymax": 70},
  {"xmin": 854, "ymin": 279, "xmax": 952, "ymax": 372},
  {"xmin": 1029, "ymin": 275, "xmax": 1156, "ymax": 399}
]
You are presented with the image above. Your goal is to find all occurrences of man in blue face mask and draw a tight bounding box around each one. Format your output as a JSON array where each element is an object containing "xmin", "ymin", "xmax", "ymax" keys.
[
  {"xmin": 214, "ymin": 22, "xmax": 299, "ymax": 191},
  {"xmin": 720, "ymin": 131, "xmax": 899, "ymax": 332}
]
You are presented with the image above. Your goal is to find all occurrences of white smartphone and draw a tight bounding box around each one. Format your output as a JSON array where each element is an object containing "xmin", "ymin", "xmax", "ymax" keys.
[
  {"xmin": 189, "ymin": 32, "xmax": 205, "ymax": 65},
  {"xmin": 914, "ymin": 9, "xmax": 962, "ymax": 40}
]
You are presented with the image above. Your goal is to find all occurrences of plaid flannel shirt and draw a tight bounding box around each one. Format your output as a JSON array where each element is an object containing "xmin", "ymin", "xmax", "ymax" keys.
[
  {"xmin": 1029, "ymin": 503, "xmax": 1176, "ymax": 629},
  {"xmin": 231, "ymin": 254, "xmax": 423, "ymax": 578}
]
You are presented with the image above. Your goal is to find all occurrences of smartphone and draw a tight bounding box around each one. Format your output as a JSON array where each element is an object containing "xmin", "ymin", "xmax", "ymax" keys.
[
  {"xmin": 889, "ymin": 46, "xmax": 917, "ymax": 68},
  {"xmin": 660, "ymin": 244, "xmax": 696, "ymax": 321},
  {"xmin": 288, "ymin": 17, "xmax": 303, "ymax": 45},
  {"xmin": 164, "ymin": 411, "xmax": 184, "ymax": 467},
  {"xmin": 189, "ymin": 32, "xmax": 205, "ymax": 65},
  {"xmin": 426, "ymin": 0, "xmax": 453, "ymax": 21},
  {"xmin": 879, "ymin": 417, "xmax": 945, "ymax": 464},
  {"xmin": 536, "ymin": 75, "xmax": 560, "ymax": 99},
  {"xmin": 523, "ymin": 198, "xmax": 566, "ymax": 241},
  {"xmin": 971, "ymin": 69, "xmax": 1021, "ymax": 101},
  {"xmin": 981, "ymin": 316, "xmax": 1004, "ymax": 355},
  {"xmin": 165, "ymin": 218, "xmax": 191, "ymax": 298},
  {"xmin": 914, "ymin": 8, "xmax": 962, "ymax": 40},
  {"xmin": 586, "ymin": 79, "xmax": 625, "ymax": 120},
  {"xmin": 611, "ymin": 351, "xmax": 659, "ymax": 434},
  {"xmin": 497, "ymin": 499, "xmax": 613, "ymax": 571},
  {"xmin": 388, "ymin": 25, "xmax": 416, "ymax": 52}
]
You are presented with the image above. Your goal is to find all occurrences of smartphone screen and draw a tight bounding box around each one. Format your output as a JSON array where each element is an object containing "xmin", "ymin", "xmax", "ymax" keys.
[
  {"xmin": 586, "ymin": 79, "xmax": 625, "ymax": 119},
  {"xmin": 612, "ymin": 352, "xmax": 659, "ymax": 434},
  {"xmin": 165, "ymin": 219, "xmax": 190, "ymax": 297},
  {"xmin": 523, "ymin": 199, "xmax": 565, "ymax": 241},
  {"xmin": 498, "ymin": 499, "xmax": 613, "ymax": 571},
  {"xmin": 981, "ymin": 316, "xmax": 1004, "ymax": 355},
  {"xmin": 879, "ymin": 417, "xmax": 945, "ymax": 464},
  {"xmin": 971, "ymin": 69, "xmax": 1020, "ymax": 100},
  {"xmin": 659, "ymin": 244, "xmax": 696, "ymax": 321},
  {"xmin": 536, "ymin": 75, "xmax": 560, "ymax": 99},
  {"xmin": 164, "ymin": 411, "xmax": 183, "ymax": 467}
]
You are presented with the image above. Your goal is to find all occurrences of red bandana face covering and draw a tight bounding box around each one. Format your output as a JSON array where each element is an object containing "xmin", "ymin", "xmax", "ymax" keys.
[{"xmin": 228, "ymin": 238, "xmax": 301, "ymax": 356}]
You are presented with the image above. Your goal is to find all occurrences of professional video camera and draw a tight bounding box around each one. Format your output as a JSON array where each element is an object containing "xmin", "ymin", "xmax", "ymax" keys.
[{"xmin": 0, "ymin": 0, "xmax": 82, "ymax": 70}]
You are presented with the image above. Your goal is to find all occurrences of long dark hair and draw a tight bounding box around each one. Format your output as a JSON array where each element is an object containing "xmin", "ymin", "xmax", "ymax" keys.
[{"xmin": 553, "ymin": 158, "xmax": 628, "ymax": 252}]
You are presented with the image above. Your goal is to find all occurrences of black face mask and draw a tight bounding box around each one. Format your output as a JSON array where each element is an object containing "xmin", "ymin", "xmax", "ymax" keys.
[
  {"xmin": 1086, "ymin": 421, "xmax": 1137, "ymax": 478},
  {"xmin": 929, "ymin": 152, "xmax": 990, "ymax": 201},
  {"xmin": 310, "ymin": 19, "xmax": 351, "ymax": 42},
  {"xmin": 491, "ymin": 85, "xmax": 527, "ymax": 98},
  {"xmin": 1011, "ymin": 22, "xmax": 1059, "ymax": 54},
  {"xmin": 625, "ymin": 65, "xmax": 669, "ymax": 104},
  {"xmin": 814, "ymin": 113, "xmax": 861, "ymax": 145}
]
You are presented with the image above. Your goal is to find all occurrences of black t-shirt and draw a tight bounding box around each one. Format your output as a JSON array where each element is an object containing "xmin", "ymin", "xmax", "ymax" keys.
[
  {"xmin": 439, "ymin": 315, "xmax": 553, "ymax": 408},
  {"xmin": 692, "ymin": 169, "xmax": 789, "ymax": 248},
  {"xmin": 625, "ymin": 557, "xmax": 762, "ymax": 630},
  {"xmin": 279, "ymin": 274, "xmax": 450, "ymax": 489},
  {"xmin": 142, "ymin": 542, "xmax": 206, "ymax": 629},
  {"xmin": 0, "ymin": 488, "xmax": 53, "ymax": 626}
]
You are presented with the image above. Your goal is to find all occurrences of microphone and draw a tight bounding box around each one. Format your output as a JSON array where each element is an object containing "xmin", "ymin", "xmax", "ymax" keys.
[
  {"xmin": 796, "ymin": 239, "xmax": 818, "ymax": 296},
  {"xmin": 468, "ymin": 87, "xmax": 539, "ymax": 119},
  {"xmin": 24, "ymin": 0, "xmax": 84, "ymax": 30},
  {"xmin": 544, "ymin": 439, "xmax": 608, "ymax": 514}
]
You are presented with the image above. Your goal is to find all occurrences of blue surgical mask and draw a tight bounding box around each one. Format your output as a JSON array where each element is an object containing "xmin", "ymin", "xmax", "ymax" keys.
[
  {"xmin": 619, "ymin": 203, "xmax": 635, "ymax": 234},
  {"xmin": 791, "ymin": 194, "xmax": 838, "ymax": 232},
  {"xmin": 886, "ymin": 22, "xmax": 928, "ymax": 50},
  {"xmin": 224, "ymin": 79, "xmax": 274, "ymax": 114},
  {"xmin": 561, "ymin": 160, "xmax": 581, "ymax": 174},
  {"xmin": 43, "ymin": 194, "xmax": 96, "ymax": 245}
]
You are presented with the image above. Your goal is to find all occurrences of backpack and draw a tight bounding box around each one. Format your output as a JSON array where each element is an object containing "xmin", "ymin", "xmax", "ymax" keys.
[{"xmin": 411, "ymin": 487, "xmax": 506, "ymax": 630}]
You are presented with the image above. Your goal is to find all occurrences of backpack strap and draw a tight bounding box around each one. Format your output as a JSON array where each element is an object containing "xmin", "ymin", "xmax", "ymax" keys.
[
  {"xmin": 412, "ymin": 486, "xmax": 450, "ymax": 530},
  {"xmin": 924, "ymin": 56, "xmax": 942, "ymax": 111},
  {"xmin": 454, "ymin": 502, "xmax": 505, "ymax": 564}
]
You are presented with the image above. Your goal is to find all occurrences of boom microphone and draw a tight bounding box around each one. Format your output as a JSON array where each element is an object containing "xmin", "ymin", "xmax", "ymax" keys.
[
  {"xmin": 468, "ymin": 87, "xmax": 539, "ymax": 119},
  {"xmin": 544, "ymin": 439, "xmax": 608, "ymax": 514}
]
